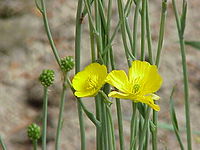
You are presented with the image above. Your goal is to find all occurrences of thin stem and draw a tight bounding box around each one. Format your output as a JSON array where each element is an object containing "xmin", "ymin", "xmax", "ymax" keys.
[
  {"xmin": 107, "ymin": 106, "xmax": 116, "ymax": 150},
  {"xmin": 78, "ymin": 100, "xmax": 101, "ymax": 127},
  {"xmin": 116, "ymin": 99, "xmax": 125, "ymax": 150},
  {"xmin": 133, "ymin": 0, "xmax": 141, "ymax": 57},
  {"xmin": 145, "ymin": 0, "xmax": 153, "ymax": 64},
  {"xmin": 153, "ymin": 1, "xmax": 167, "ymax": 149},
  {"xmin": 40, "ymin": 0, "xmax": 61, "ymax": 67},
  {"xmin": 33, "ymin": 140, "xmax": 38, "ymax": 150},
  {"xmin": 0, "ymin": 136, "xmax": 7, "ymax": 150},
  {"xmin": 83, "ymin": 0, "xmax": 97, "ymax": 33},
  {"xmin": 102, "ymin": 0, "xmax": 134, "ymax": 59},
  {"xmin": 75, "ymin": 0, "xmax": 86, "ymax": 150},
  {"xmin": 130, "ymin": 103, "xmax": 137, "ymax": 150},
  {"xmin": 42, "ymin": 87, "xmax": 48, "ymax": 150},
  {"xmin": 155, "ymin": 0, "xmax": 167, "ymax": 66},
  {"xmin": 138, "ymin": 107, "xmax": 151, "ymax": 150},
  {"xmin": 172, "ymin": 0, "xmax": 192, "ymax": 149},
  {"xmin": 55, "ymin": 73, "xmax": 68, "ymax": 150},
  {"xmin": 110, "ymin": 44, "xmax": 125, "ymax": 150},
  {"xmin": 117, "ymin": 0, "xmax": 132, "ymax": 66},
  {"xmin": 95, "ymin": 95, "xmax": 102, "ymax": 150},
  {"xmin": 140, "ymin": 0, "xmax": 146, "ymax": 61},
  {"xmin": 106, "ymin": 106, "xmax": 114, "ymax": 150},
  {"xmin": 77, "ymin": 101, "xmax": 86, "ymax": 150},
  {"xmin": 100, "ymin": 95, "xmax": 108, "ymax": 150},
  {"xmin": 143, "ymin": 124, "xmax": 149, "ymax": 150}
]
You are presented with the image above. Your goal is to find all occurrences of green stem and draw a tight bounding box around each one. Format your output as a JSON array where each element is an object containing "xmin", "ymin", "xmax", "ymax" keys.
[
  {"xmin": 42, "ymin": 87, "xmax": 48, "ymax": 150},
  {"xmin": 102, "ymin": 0, "xmax": 134, "ymax": 59},
  {"xmin": 133, "ymin": 0, "xmax": 141, "ymax": 57},
  {"xmin": 153, "ymin": 1, "xmax": 167, "ymax": 149},
  {"xmin": 33, "ymin": 140, "xmax": 38, "ymax": 150},
  {"xmin": 0, "ymin": 136, "xmax": 7, "ymax": 150},
  {"xmin": 106, "ymin": 106, "xmax": 114, "ymax": 150},
  {"xmin": 117, "ymin": 0, "xmax": 132, "ymax": 66},
  {"xmin": 140, "ymin": 0, "xmax": 146, "ymax": 61},
  {"xmin": 138, "ymin": 107, "xmax": 151, "ymax": 150},
  {"xmin": 172, "ymin": 0, "xmax": 192, "ymax": 149},
  {"xmin": 40, "ymin": 0, "xmax": 61, "ymax": 67},
  {"xmin": 145, "ymin": 0, "xmax": 153, "ymax": 64},
  {"xmin": 55, "ymin": 73, "xmax": 68, "ymax": 150},
  {"xmin": 143, "ymin": 124, "xmax": 149, "ymax": 150},
  {"xmin": 78, "ymin": 100, "xmax": 101, "ymax": 127},
  {"xmin": 100, "ymin": 95, "xmax": 108, "ymax": 150},
  {"xmin": 130, "ymin": 103, "xmax": 137, "ymax": 150},
  {"xmin": 116, "ymin": 99, "xmax": 125, "ymax": 150},
  {"xmin": 95, "ymin": 95, "xmax": 102, "ymax": 150},
  {"xmin": 107, "ymin": 106, "xmax": 116, "ymax": 150},
  {"xmin": 110, "ymin": 43, "xmax": 125, "ymax": 150},
  {"xmin": 83, "ymin": 0, "xmax": 97, "ymax": 33},
  {"xmin": 155, "ymin": 0, "xmax": 167, "ymax": 66},
  {"xmin": 75, "ymin": 0, "xmax": 86, "ymax": 150}
]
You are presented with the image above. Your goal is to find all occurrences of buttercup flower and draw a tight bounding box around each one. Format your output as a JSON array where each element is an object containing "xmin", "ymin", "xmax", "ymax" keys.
[
  {"xmin": 72, "ymin": 63, "xmax": 107, "ymax": 97},
  {"xmin": 106, "ymin": 60, "xmax": 163, "ymax": 111}
]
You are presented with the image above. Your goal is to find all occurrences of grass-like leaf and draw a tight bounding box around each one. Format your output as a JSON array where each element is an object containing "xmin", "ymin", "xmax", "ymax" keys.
[
  {"xmin": 185, "ymin": 41, "xmax": 200, "ymax": 50},
  {"xmin": 0, "ymin": 135, "xmax": 7, "ymax": 150},
  {"xmin": 169, "ymin": 87, "xmax": 185, "ymax": 150},
  {"xmin": 35, "ymin": 0, "xmax": 43, "ymax": 13}
]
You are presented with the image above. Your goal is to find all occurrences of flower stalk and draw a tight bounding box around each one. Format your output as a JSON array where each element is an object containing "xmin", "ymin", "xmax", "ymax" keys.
[
  {"xmin": 75, "ymin": 0, "xmax": 86, "ymax": 149},
  {"xmin": 42, "ymin": 87, "xmax": 48, "ymax": 150},
  {"xmin": 172, "ymin": 0, "xmax": 192, "ymax": 149},
  {"xmin": 0, "ymin": 136, "xmax": 7, "ymax": 150},
  {"xmin": 153, "ymin": 1, "xmax": 167, "ymax": 149},
  {"xmin": 55, "ymin": 73, "xmax": 68, "ymax": 150}
]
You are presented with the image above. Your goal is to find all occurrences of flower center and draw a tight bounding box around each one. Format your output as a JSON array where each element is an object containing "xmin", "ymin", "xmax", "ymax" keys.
[{"xmin": 133, "ymin": 84, "xmax": 140, "ymax": 93}]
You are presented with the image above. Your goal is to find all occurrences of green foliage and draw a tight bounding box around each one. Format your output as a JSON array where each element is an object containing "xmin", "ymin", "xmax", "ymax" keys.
[
  {"xmin": 169, "ymin": 87, "xmax": 185, "ymax": 150},
  {"xmin": 35, "ymin": 0, "xmax": 43, "ymax": 13},
  {"xmin": 185, "ymin": 41, "xmax": 200, "ymax": 50}
]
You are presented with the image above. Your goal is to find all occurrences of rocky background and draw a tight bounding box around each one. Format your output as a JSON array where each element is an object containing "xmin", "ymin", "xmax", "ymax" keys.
[{"xmin": 0, "ymin": 0, "xmax": 200, "ymax": 149}]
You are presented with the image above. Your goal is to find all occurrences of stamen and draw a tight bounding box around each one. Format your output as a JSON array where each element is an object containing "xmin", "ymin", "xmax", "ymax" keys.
[
  {"xmin": 87, "ymin": 75, "xmax": 98, "ymax": 89},
  {"xmin": 133, "ymin": 84, "xmax": 140, "ymax": 93}
]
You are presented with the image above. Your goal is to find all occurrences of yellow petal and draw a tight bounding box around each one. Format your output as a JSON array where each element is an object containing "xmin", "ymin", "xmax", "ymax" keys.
[
  {"xmin": 75, "ymin": 90, "xmax": 97, "ymax": 97},
  {"xmin": 85, "ymin": 63, "xmax": 107, "ymax": 77},
  {"xmin": 129, "ymin": 60, "xmax": 151, "ymax": 83},
  {"xmin": 72, "ymin": 71, "xmax": 88, "ymax": 91},
  {"xmin": 146, "ymin": 93, "xmax": 160, "ymax": 100},
  {"xmin": 129, "ymin": 60, "xmax": 163, "ymax": 94},
  {"xmin": 108, "ymin": 91, "xmax": 131, "ymax": 99},
  {"xmin": 106, "ymin": 70, "xmax": 130, "ymax": 93},
  {"xmin": 137, "ymin": 96, "xmax": 160, "ymax": 111},
  {"xmin": 142, "ymin": 65, "xmax": 163, "ymax": 94},
  {"xmin": 72, "ymin": 63, "xmax": 107, "ymax": 97}
]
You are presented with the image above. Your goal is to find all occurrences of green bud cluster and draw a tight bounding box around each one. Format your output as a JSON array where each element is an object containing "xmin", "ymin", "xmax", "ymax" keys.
[
  {"xmin": 60, "ymin": 56, "xmax": 74, "ymax": 72},
  {"xmin": 27, "ymin": 123, "xmax": 41, "ymax": 141},
  {"xmin": 39, "ymin": 69, "xmax": 55, "ymax": 87}
]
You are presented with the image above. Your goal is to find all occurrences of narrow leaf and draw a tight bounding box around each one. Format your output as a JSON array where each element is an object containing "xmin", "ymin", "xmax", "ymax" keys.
[
  {"xmin": 169, "ymin": 87, "xmax": 185, "ymax": 150},
  {"xmin": 78, "ymin": 100, "xmax": 101, "ymax": 128},
  {"xmin": 35, "ymin": 0, "xmax": 43, "ymax": 13},
  {"xmin": 180, "ymin": 1, "xmax": 187, "ymax": 34},
  {"xmin": 185, "ymin": 41, "xmax": 200, "ymax": 50}
]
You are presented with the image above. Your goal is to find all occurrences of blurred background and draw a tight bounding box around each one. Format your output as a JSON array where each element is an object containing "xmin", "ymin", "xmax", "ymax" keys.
[{"xmin": 0, "ymin": 0, "xmax": 200, "ymax": 149}]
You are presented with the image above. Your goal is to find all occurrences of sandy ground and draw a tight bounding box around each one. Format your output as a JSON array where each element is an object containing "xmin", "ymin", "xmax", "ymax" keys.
[{"xmin": 0, "ymin": 0, "xmax": 200, "ymax": 149}]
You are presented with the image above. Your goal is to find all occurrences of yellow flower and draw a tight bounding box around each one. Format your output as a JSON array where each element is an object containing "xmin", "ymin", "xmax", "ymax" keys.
[
  {"xmin": 106, "ymin": 60, "xmax": 163, "ymax": 111},
  {"xmin": 72, "ymin": 63, "xmax": 107, "ymax": 97}
]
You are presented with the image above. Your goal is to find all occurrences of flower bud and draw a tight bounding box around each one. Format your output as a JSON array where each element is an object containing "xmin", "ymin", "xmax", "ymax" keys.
[
  {"xmin": 27, "ymin": 123, "xmax": 41, "ymax": 141},
  {"xmin": 39, "ymin": 69, "xmax": 55, "ymax": 87},
  {"xmin": 60, "ymin": 56, "xmax": 74, "ymax": 72}
]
